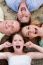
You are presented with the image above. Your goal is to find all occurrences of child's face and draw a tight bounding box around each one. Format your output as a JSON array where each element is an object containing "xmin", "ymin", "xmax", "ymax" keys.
[
  {"xmin": 12, "ymin": 34, "xmax": 24, "ymax": 52},
  {"xmin": 22, "ymin": 25, "xmax": 38, "ymax": 38},
  {"xmin": 17, "ymin": 2, "xmax": 31, "ymax": 23}
]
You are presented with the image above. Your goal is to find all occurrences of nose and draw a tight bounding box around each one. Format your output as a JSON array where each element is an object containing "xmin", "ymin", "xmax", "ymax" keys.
[
  {"xmin": 16, "ymin": 41, "xmax": 19, "ymax": 44},
  {"xmin": 28, "ymin": 30, "xmax": 34, "ymax": 33},
  {"xmin": 28, "ymin": 30, "xmax": 32, "ymax": 32},
  {"xmin": 8, "ymin": 24, "xmax": 11, "ymax": 27},
  {"xmin": 9, "ymin": 22, "xmax": 14, "ymax": 29}
]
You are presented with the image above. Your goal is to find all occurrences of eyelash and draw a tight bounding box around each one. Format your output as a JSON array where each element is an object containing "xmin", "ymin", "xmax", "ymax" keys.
[
  {"xmin": 14, "ymin": 40, "xmax": 17, "ymax": 41},
  {"xmin": 19, "ymin": 40, "xmax": 22, "ymax": 41}
]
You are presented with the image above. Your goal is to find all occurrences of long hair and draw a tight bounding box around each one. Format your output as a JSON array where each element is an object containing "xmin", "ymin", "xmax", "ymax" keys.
[{"xmin": 17, "ymin": 17, "xmax": 31, "ymax": 28}]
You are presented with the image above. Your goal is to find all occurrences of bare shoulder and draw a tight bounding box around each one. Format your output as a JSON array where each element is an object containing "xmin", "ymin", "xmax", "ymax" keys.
[
  {"xmin": 26, "ymin": 52, "xmax": 43, "ymax": 59},
  {"xmin": 4, "ymin": 52, "xmax": 12, "ymax": 58},
  {"xmin": 26, "ymin": 52, "xmax": 32, "ymax": 56},
  {"xmin": 26, "ymin": 52, "xmax": 35, "ymax": 59},
  {"xmin": 6, "ymin": 52, "xmax": 13, "ymax": 56}
]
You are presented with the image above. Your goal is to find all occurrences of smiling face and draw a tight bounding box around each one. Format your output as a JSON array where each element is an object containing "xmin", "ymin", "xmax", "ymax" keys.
[
  {"xmin": 17, "ymin": 2, "xmax": 31, "ymax": 23},
  {"xmin": 4, "ymin": 20, "xmax": 20, "ymax": 35},
  {"xmin": 22, "ymin": 25, "xmax": 38, "ymax": 39},
  {"xmin": 12, "ymin": 34, "xmax": 24, "ymax": 52}
]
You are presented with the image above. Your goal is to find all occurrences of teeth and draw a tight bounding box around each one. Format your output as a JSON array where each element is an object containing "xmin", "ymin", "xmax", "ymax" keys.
[{"xmin": 16, "ymin": 46, "xmax": 20, "ymax": 48}]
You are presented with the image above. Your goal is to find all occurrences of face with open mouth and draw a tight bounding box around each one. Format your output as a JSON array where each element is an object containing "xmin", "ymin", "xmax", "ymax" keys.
[
  {"xmin": 12, "ymin": 34, "xmax": 24, "ymax": 52},
  {"xmin": 17, "ymin": 2, "xmax": 31, "ymax": 23},
  {"xmin": 22, "ymin": 25, "xmax": 38, "ymax": 38}
]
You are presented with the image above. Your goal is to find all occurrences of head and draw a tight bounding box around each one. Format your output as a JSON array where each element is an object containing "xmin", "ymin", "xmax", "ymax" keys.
[
  {"xmin": 22, "ymin": 25, "xmax": 38, "ymax": 39},
  {"xmin": 17, "ymin": 2, "xmax": 31, "ymax": 23},
  {"xmin": 5, "ymin": 20, "xmax": 20, "ymax": 35},
  {"xmin": 12, "ymin": 34, "xmax": 24, "ymax": 53}
]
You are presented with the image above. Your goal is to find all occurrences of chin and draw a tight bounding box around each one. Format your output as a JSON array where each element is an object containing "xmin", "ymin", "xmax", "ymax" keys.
[{"xmin": 16, "ymin": 49, "xmax": 22, "ymax": 52}]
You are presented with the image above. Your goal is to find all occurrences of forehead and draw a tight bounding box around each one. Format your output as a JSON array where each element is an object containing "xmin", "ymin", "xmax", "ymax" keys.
[
  {"xmin": 24, "ymin": 25, "xmax": 36, "ymax": 29},
  {"xmin": 13, "ymin": 34, "xmax": 23, "ymax": 40}
]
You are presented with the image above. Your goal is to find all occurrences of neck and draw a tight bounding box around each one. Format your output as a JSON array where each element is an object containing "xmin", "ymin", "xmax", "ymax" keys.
[
  {"xmin": 14, "ymin": 50, "xmax": 23, "ymax": 55},
  {"xmin": 21, "ymin": 0, "xmax": 26, "ymax": 3},
  {"xmin": 20, "ymin": 1, "xmax": 27, "ymax": 8}
]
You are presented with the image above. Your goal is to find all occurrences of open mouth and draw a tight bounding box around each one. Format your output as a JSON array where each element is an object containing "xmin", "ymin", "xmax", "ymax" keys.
[
  {"xmin": 21, "ymin": 7, "xmax": 26, "ymax": 11},
  {"xmin": 16, "ymin": 46, "xmax": 20, "ymax": 49},
  {"xmin": 35, "ymin": 28, "xmax": 38, "ymax": 34}
]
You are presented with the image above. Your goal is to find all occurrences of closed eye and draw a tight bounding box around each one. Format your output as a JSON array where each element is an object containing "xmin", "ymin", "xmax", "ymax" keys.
[
  {"xmin": 14, "ymin": 40, "xmax": 17, "ymax": 42},
  {"xmin": 19, "ymin": 40, "xmax": 22, "ymax": 41}
]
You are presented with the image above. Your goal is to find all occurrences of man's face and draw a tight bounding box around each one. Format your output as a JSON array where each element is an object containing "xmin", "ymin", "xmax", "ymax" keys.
[{"xmin": 4, "ymin": 20, "xmax": 20, "ymax": 35}]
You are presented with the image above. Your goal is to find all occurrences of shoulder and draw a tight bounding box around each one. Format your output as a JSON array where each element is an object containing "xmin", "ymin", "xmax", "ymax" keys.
[
  {"xmin": 4, "ymin": 52, "xmax": 12, "ymax": 58},
  {"xmin": 26, "ymin": 52, "xmax": 34, "ymax": 59}
]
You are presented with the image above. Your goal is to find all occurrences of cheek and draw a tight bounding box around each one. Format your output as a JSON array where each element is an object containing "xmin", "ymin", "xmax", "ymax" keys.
[
  {"xmin": 21, "ymin": 43, "xmax": 24, "ymax": 47},
  {"xmin": 12, "ymin": 42, "xmax": 16, "ymax": 46},
  {"xmin": 29, "ymin": 33, "xmax": 37, "ymax": 38},
  {"xmin": 18, "ymin": 12, "xmax": 24, "ymax": 20},
  {"xmin": 18, "ymin": 11, "xmax": 22, "ymax": 17},
  {"xmin": 28, "ymin": 33, "xmax": 33, "ymax": 37},
  {"xmin": 20, "ymin": 41, "xmax": 24, "ymax": 45}
]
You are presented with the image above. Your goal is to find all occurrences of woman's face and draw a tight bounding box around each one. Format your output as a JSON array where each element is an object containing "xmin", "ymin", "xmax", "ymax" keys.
[
  {"xmin": 22, "ymin": 25, "xmax": 38, "ymax": 38},
  {"xmin": 12, "ymin": 34, "xmax": 24, "ymax": 52},
  {"xmin": 17, "ymin": 2, "xmax": 31, "ymax": 23}
]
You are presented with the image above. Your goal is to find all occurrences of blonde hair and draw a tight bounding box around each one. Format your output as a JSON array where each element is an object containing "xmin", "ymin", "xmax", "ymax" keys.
[{"xmin": 31, "ymin": 18, "xmax": 41, "ymax": 27}]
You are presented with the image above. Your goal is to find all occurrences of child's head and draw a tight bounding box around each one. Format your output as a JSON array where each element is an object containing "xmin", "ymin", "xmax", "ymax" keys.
[
  {"xmin": 12, "ymin": 34, "xmax": 24, "ymax": 52},
  {"xmin": 17, "ymin": 2, "xmax": 31, "ymax": 23},
  {"xmin": 22, "ymin": 25, "xmax": 38, "ymax": 39}
]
